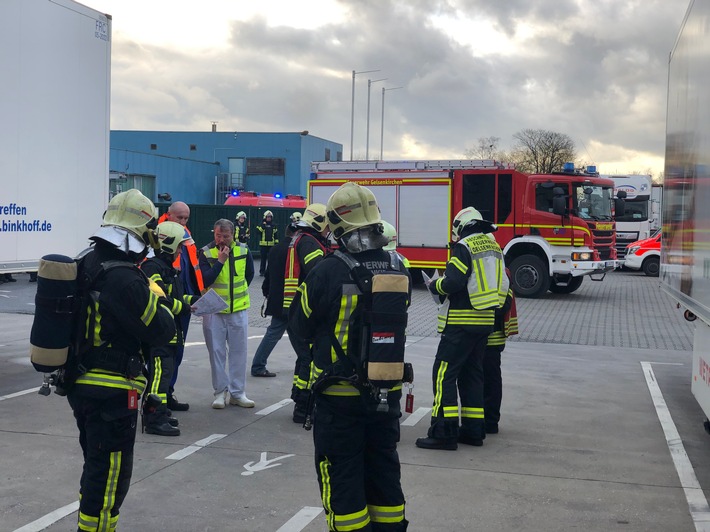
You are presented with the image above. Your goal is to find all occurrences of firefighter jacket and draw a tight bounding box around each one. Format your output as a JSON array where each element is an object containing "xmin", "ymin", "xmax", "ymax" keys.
[
  {"xmin": 157, "ymin": 213, "xmax": 205, "ymax": 293},
  {"xmin": 199, "ymin": 241, "xmax": 254, "ymax": 312},
  {"xmin": 283, "ymin": 229, "xmax": 328, "ymax": 311},
  {"xmin": 430, "ymin": 232, "xmax": 508, "ymax": 333},
  {"xmin": 257, "ymin": 221, "xmax": 278, "ymax": 246},
  {"xmin": 140, "ymin": 253, "xmax": 197, "ymax": 346},
  {"xmin": 261, "ymin": 236, "xmax": 292, "ymax": 317},
  {"xmin": 235, "ymin": 221, "xmax": 250, "ymax": 244},
  {"xmin": 487, "ymin": 285, "xmax": 519, "ymax": 347},
  {"xmin": 73, "ymin": 242, "xmax": 177, "ymax": 397},
  {"xmin": 289, "ymin": 248, "xmax": 412, "ymax": 398}
]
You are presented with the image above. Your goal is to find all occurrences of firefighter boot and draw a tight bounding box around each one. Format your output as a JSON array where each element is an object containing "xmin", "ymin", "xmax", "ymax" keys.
[
  {"xmin": 415, "ymin": 437, "xmax": 458, "ymax": 451},
  {"xmin": 145, "ymin": 408, "xmax": 181, "ymax": 437}
]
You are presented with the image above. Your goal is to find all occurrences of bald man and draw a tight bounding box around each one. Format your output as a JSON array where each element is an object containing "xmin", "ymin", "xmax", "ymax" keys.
[{"xmin": 158, "ymin": 201, "xmax": 205, "ymax": 411}]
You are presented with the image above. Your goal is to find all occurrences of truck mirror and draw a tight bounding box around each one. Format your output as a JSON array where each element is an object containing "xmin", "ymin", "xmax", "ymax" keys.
[
  {"xmin": 553, "ymin": 196, "xmax": 567, "ymax": 216},
  {"xmin": 616, "ymin": 190, "xmax": 627, "ymax": 199},
  {"xmin": 614, "ymin": 198, "xmax": 626, "ymax": 217}
]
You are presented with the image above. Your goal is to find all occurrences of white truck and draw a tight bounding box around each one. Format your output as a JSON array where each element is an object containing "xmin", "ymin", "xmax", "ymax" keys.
[
  {"xmin": 607, "ymin": 174, "xmax": 653, "ymax": 260},
  {"xmin": 0, "ymin": 0, "xmax": 111, "ymax": 274},
  {"xmin": 662, "ymin": 0, "xmax": 710, "ymax": 428}
]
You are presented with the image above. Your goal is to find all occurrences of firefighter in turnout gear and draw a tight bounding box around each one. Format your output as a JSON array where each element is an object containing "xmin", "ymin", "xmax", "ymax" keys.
[
  {"xmin": 284, "ymin": 203, "xmax": 329, "ymax": 423},
  {"xmin": 68, "ymin": 189, "xmax": 176, "ymax": 531},
  {"xmin": 140, "ymin": 221, "xmax": 200, "ymax": 436},
  {"xmin": 290, "ymin": 183, "xmax": 410, "ymax": 531},
  {"xmin": 257, "ymin": 210, "xmax": 278, "ymax": 275},
  {"xmin": 235, "ymin": 211, "xmax": 250, "ymax": 244},
  {"xmin": 481, "ymin": 264, "xmax": 518, "ymax": 434},
  {"xmin": 416, "ymin": 207, "xmax": 508, "ymax": 450}
]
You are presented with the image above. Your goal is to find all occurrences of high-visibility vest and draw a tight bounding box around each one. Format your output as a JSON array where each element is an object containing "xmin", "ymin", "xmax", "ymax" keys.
[
  {"xmin": 157, "ymin": 213, "xmax": 204, "ymax": 292},
  {"xmin": 201, "ymin": 242, "xmax": 250, "ymax": 312}
]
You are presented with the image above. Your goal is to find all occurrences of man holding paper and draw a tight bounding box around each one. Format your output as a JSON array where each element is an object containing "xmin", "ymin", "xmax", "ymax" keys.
[{"xmin": 199, "ymin": 218, "xmax": 256, "ymax": 409}]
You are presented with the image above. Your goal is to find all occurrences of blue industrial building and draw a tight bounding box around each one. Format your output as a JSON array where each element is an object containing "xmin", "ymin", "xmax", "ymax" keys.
[{"xmin": 109, "ymin": 129, "xmax": 343, "ymax": 204}]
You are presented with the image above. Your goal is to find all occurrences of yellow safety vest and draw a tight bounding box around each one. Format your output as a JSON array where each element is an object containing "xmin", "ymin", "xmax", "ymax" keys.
[{"xmin": 202, "ymin": 242, "xmax": 250, "ymax": 313}]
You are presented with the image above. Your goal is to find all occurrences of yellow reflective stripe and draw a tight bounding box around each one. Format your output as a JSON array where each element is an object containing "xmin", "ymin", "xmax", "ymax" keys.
[
  {"xmin": 322, "ymin": 384, "xmax": 361, "ymax": 396},
  {"xmin": 99, "ymin": 451, "xmax": 121, "ymax": 531},
  {"xmin": 75, "ymin": 372, "xmax": 147, "ymax": 394},
  {"xmin": 432, "ymin": 361, "xmax": 447, "ymax": 416},
  {"xmin": 78, "ymin": 512, "xmax": 99, "ymax": 531},
  {"xmin": 449, "ymin": 256, "xmax": 468, "ymax": 274},
  {"xmin": 506, "ymin": 317, "xmax": 519, "ymax": 336},
  {"xmin": 434, "ymin": 277, "xmax": 446, "ymax": 295},
  {"xmin": 368, "ymin": 503, "xmax": 405, "ymax": 524},
  {"xmin": 298, "ymin": 283, "xmax": 312, "ymax": 318},
  {"xmin": 303, "ymin": 248, "xmax": 324, "ymax": 265},
  {"xmin": 151, "ymin": 357, "xmax": 162, "ymax": 396},
  {"xmin": 333, "ymin": 294, "xmax": 357, "ymax": 363},
  {"xmin": 139, "ymin": 290, "xmax": 159, "ymax": 326},
  {"xmin": 461, "ymin": 407, "xmax": 484, "ymax": 419},
  {"xmin": 319, "ymin": 457, "xmax": 335, "ymax": 530},
  {"xmin": 294, "ymin": 377, "xmax": 309, "ymax": 391},
  {"xmin": 443, "ymin": 405, "xmax": 459, "ymax": 418},
  {"xmin": 333, "ymin": 507, "xmax": 371, "ymax": 531}
]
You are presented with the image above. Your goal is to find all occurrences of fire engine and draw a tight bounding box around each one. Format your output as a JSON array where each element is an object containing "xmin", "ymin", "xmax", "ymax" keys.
[{"xmin": 309, "ymin": 160, "xmax": 621, "ymax": 298}]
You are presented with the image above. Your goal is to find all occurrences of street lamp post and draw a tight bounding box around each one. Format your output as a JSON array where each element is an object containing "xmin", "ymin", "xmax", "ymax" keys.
[
  {"xmin": 350, "ymin": 69, "xmax": 380, "ymax": 161},
  {"xmin": 380, "ymin": 86, "xmax": 403, "ymax": 160},
  {"xmin": 366, "ymin": 78, "xmax": 387, "ymax": 160}
]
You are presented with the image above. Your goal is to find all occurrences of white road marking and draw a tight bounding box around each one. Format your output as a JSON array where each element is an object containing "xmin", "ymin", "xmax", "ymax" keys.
[
  {"xmin": 401, "ymin": 407, "xmax": 430, "ymax": 426},
  {"xmin": 641, "ymin": 361, "xmax": 710, "ymax": 530},
  {"xmin": 12, "ymin": 500, "xmax": 79, "ymax": 532},
  {"xmin": 0, "ymin": 387, "xmax": 38, "ymax": 401},
  {"xmin": 242, "ymin": 452, "xmax": 295, "ymax": 476},
  {"xmin": 276, "ymin": 506, "xmax": 324, "ymax": 532},
  {"xmin": 256, "ymin": 398, "xmax": 293, "ymax": 416},
  {"xmin": 165, "ymin": 433, "xmax": 227, "ymax": 461}
]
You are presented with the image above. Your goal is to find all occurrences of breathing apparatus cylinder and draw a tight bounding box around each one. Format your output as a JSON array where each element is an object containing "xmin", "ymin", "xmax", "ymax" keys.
[{"xmin": 30, "ymin": 254, "xmax": 78, "ymax": 372}]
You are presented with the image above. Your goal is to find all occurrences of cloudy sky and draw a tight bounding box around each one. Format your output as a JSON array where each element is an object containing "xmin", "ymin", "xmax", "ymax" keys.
[{"xmin": 87, "ymin": 0, "xmax": 691, "ymax": 178}]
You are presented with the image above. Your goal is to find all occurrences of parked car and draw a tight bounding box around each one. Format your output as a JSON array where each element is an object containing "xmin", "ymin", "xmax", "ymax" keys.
[{"xmin": 624, "ymin": 232, "xmax": 661, "ymax": 276}]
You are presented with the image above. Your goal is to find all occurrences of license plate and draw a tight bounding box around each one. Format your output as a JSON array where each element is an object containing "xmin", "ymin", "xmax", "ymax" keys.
[
  {"xmin": 606, "ymin": 261, "xmax": 615, "ymax": 268},
  {"xmin": 596, "ymin": 223, "xmax": 613, "ymax": 231}
]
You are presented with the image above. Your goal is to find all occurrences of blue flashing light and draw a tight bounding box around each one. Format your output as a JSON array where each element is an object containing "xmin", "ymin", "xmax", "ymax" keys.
[
  {"xmin": 274, "ymin": 193, "xmax": 282, "ymax": 199},
  {"xmin": 562, "ymin": 162, "xmax": 575, "ymax": 173},
  {"xmin": 586, "ymin": 165, "xmax": 597, "ymax": 174},
  {"xmin": 231, "ymin": 190, "xmax": 239, "ymax": 197}
]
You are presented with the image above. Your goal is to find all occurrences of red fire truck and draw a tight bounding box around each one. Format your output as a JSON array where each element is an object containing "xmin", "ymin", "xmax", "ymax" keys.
[{"xmin": 309, "ymin": 160, "xmax": 620, "ymax": 298}]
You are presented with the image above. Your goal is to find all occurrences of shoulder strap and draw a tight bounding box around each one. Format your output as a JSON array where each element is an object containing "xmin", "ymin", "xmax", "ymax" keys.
[{"xmin": 333, "ymin": 250, "xmax": 373, "ymax": 294}]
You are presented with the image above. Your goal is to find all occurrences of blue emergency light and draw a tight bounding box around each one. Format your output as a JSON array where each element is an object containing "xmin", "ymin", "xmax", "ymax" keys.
[
  {"xmin": 586, "ymin": 165, "xmax": 597, "ymax": 174},
  {"xmin": 231, "ymin": 190, "xmax": 239, "ymax": 197},
  {"xmin": 563, "ymin": 162, "xmax": 575, "ymax": 172},
  {"xmin": 274, "ymin": 193, "xmax": 282, "ymax": 199}
]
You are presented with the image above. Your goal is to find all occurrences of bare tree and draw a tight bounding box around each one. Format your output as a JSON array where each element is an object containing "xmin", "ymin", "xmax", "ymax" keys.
[
  {"xmin": 464, "ymin": 136, "xmax": 501, "ymax": 160},
  {"xmin": 511, "ymin": 129, "xmax": 576, "ymax": 174}
]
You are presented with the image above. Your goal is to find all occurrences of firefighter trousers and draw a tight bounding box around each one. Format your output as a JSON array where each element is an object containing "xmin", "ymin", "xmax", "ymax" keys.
[
  {"xmin": 313, "ymin": 394, "xmax": 408, "ymax": 531},
  {"xmin": 428, "ymin": 326, "xmax": 491, "ymax": 440},
  {"xmin": 483, "ymin": 345, "xmax": 504, "ymax": 428},
  {"xmin": 148, "ymin": 345, "xmax": 176, "ymax": 409},
  {"xmin": 68, "ymin": 392, "xmax": 138, "ymax": 532},
  {"xmin": 290, "ymin": 326, "xmax": 314, "ymax": 411}
]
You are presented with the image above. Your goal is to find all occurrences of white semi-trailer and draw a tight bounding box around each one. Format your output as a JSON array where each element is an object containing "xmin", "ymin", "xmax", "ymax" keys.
[{"xmin": 0, "ymin": 0, "xmax": 111, "ymax": 274}]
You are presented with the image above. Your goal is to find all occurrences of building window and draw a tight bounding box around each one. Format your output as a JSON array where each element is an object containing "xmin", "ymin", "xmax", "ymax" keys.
[
  {"xmin": 325, "ymin": 148, "xmax": 331, "ymax": 161},
  {"xmin": 190, "ymin": 144, "xmax": 197, "ymax": 151},
  {"xmin": 246, "ymin": 158, "xmax": 285, "ymax": 176},
  {"xmin": 150, "ymin": 143, "xmax": 157, "ymax": 150}
]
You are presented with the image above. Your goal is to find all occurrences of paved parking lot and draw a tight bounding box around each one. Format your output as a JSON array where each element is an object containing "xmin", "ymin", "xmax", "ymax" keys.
[{"xmin": 0, "ymin": 267, "xmax": 703, "ymax": 531}]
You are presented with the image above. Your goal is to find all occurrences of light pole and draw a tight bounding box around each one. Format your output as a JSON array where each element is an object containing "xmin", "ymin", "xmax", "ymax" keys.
[
  {"xmin": 380, "ymin": 86, "xmax": 403, "ymax": 160},
  {"xmin": 350, "ymin": 69, "xmax": 379, "ymax": 161},
  {"xmin": 366, "ymin": 78, "xmax": 387, "ymax": 160}
]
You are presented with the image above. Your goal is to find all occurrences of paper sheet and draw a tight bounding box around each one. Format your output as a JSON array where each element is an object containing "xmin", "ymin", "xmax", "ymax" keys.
[
  {"xmin": 421, "ymin": 270, "xmax": 444, "ymax": 305},
  {"xmin": 192, "ymin": 288, "xmax": 229, "ymax": 316}
]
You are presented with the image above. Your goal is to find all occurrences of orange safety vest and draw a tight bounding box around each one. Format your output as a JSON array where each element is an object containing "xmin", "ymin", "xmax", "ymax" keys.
[{"xmin": 157, "ymin": 212, "xmax": 205, "ymax": 292}]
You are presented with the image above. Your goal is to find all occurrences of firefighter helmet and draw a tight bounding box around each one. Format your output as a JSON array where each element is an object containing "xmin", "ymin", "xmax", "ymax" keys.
[
  {"xmin": 451, "ymin": 206, "xmax": 494, "ymax": 241},
  {"xmin": 299, "ymin": 204, "xmax": 327, "ymax": 232},
  {"xmin": 156, "ymin": 221, "xmax": 194, "ymax": 255},
  {"xmin": 236, "ymin": 211, "xmax": 247, "ymax": 220},
  {"xmin": 102, "ymin": 189, "xmax": 159, "ymax": 248},
  {"xmin": 381, "ymin": 221, "xmax": 397, "ymax": 251},
  {"xmin": 263, "ymin": 210, "xmax": 273, "ymax": 219},
  {"xmin": 326, "ymin": 182, "xmax": 381, "ymax": 239},
  {"xmin": 290, "ymin": 212, "xmax": 302, "ymax": 223}
]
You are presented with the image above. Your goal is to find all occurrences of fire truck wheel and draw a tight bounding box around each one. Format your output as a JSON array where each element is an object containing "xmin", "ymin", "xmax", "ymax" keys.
[
  {"xmin": 642, "ymin": 256, "xmax": 660, "ymax": 277},
  {"xmin": 510, "ymin": 254, "xmax": 549, "ymax": 298},
  {"xmin": 549, "ymin": 276, "xmax": 584, "ymax": 294}
]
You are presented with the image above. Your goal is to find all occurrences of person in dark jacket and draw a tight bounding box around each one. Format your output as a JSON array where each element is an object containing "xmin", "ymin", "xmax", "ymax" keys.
[
  {"xmin": 290, "ymin": 183, "xmax": 410, "ymax": 531},
  {"xmin": 67, "ymin": 189, "xmax": 176, "ymax": 532},
  {"xmin": 257, "ymin": 210, "xmax": 278, "ymax": 275}
]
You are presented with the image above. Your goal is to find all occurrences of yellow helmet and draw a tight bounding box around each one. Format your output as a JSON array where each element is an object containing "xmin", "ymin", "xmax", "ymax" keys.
[
  {"xmin": 156, "ymin": 221, "xmax": 194, "ymax": 255},
  {"xmin": 299, "ymin": 204, "xmax": 327, "ymax": 232},
  {"xmin": 451, "ymin": 207, "xmax": 493, "ymax": 242},
  {"xmin": 326, "ymin": 182, "xmax": 381, "ymax": 240},
  {"xmin": 290, "ymin": 212, "xmax": 302, "ymax": 223},
  {"xmin": 102, "ymin": 189, "xmax": 158, "ymax": 248},
  {"xmin": 381, "ymin": 221, "xmax": 397, "ymax": 251},
  {"xmin": 263, "ymin": 210, "xmax": 273, "ymax": 219}
]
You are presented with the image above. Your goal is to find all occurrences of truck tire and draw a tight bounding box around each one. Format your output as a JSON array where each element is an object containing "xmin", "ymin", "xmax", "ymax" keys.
[
  {"xmin": 549, "ymin": 276, "xmax": 583, "ymax": 294},
  {"xmin": 510, "ymin": 254, "xmax": 549, "ymax": 298},
  {"xmin": 642, "ymin": 256, "xmax": 660, "ymax": 277}
]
